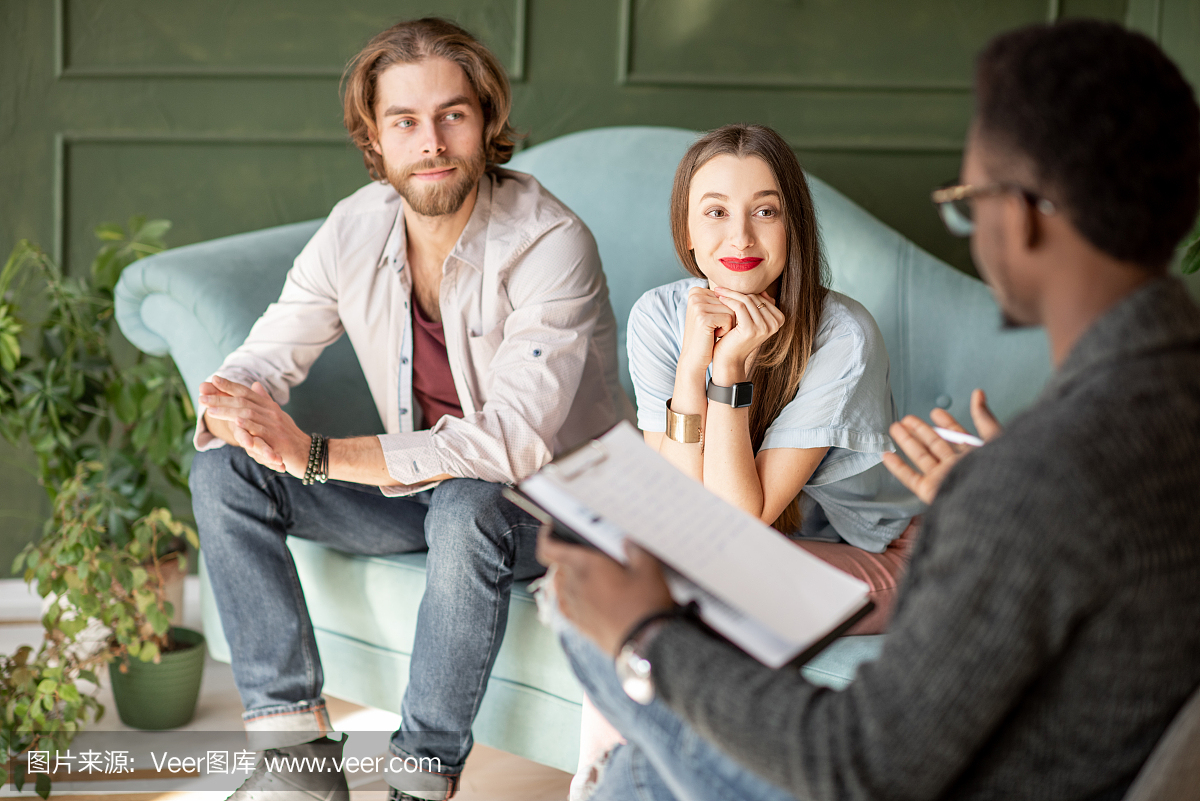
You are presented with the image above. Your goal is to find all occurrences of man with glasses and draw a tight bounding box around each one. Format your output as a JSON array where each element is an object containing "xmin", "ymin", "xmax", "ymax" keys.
[{"xmin": 539, "ymin": 19, "xmax": 1200, "ymax": 801}]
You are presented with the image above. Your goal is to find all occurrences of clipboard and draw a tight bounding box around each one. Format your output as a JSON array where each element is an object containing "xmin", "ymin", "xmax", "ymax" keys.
[
  {"xmin": 506, "ymin": 422, "xmax": 876, "ymax": 670},
  {"xmin": 501, "ymin": 485, "xmax": 600, "ymax": 551},
  {"xmin": 784, "ymin": 600, "xmax": 874, "ymax": 668}
]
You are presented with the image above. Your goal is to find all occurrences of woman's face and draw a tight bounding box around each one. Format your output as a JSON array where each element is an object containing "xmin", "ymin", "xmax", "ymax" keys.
[{"xmin": 687, "ymin": 154, "xmax": 788, "ymax": 295}]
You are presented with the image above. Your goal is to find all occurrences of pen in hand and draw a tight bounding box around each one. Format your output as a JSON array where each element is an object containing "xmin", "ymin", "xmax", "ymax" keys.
[{"xmin": 933, "ymin": 427, "xmax": 985, "ymax": 447}]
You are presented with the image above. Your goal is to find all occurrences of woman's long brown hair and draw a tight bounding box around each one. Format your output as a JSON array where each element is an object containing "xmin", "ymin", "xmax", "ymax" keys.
[{"xmin": 669, "ymin": 124, "xmax": 829, "ymax": 533}]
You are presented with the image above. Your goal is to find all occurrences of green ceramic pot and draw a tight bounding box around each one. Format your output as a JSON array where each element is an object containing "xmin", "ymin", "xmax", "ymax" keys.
[{"xmin": 108, "ymin": 626, "xmax": 206, "ymax": 730}]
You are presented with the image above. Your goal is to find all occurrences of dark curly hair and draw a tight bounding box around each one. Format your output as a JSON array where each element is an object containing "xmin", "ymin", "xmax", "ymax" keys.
[
  {"xmin": 342, "ymin": 18, "xmax": 519, "ymax": 181},
  {"xmin": 975, "ymin": 20, "xmax": 1199, "ymax": 270}
]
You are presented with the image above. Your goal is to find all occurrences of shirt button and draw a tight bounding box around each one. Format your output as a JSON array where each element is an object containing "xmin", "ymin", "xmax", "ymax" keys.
[
  {"xmin": 400, "ymin": 408, "xmax": 408, "ymax": 415},
  {"xmin": 401, "ymin": 357, "xmax": 409, "ymax": 365}
]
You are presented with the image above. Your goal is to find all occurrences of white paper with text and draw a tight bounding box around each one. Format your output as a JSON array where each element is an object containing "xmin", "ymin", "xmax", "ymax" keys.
[{"xmin": 521, "ymin": 422, "xmax": 870, "ymax": 667}]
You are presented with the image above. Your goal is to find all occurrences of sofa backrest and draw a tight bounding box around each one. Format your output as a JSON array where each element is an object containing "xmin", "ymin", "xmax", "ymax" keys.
[
  {"xmin": 509, "ymin": 126, "xmax": 1051, "ymax": 430},
  {"xmin": 115, "ymin": 125, "xmax": 1051, "ymax": 438}
]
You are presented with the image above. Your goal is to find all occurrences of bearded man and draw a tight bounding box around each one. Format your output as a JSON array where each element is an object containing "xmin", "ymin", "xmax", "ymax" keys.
[{"xmin": 189, "ymin": 18, "xmax": 623, "ymax": 801}]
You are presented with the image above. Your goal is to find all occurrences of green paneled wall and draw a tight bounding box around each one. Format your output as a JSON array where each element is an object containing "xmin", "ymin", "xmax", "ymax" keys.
[{"xmin": 1, "ymin": 0, "xmax": 1197, "ymax": 567}]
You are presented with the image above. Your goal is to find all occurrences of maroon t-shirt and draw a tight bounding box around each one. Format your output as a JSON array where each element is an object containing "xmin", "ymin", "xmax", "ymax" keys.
[{"xmin": 411, "ymin": 302, "xmax": 464, "ymax": 429}]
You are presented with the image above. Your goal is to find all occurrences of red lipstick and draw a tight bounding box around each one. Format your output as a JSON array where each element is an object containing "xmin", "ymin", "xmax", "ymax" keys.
[{"xmin": 719, "ymin": 257, "xmax": 763, "ymax": 272}]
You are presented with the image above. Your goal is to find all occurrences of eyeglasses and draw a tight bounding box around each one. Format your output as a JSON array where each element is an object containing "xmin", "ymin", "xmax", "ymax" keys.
[{"xmin": 931, "ymin": 182, "xmax": 1057, "ymax": 237}]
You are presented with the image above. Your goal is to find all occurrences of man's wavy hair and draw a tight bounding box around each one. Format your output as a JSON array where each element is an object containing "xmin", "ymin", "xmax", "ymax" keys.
[{"xmin": 342, "ymin": 18, "xmax": 519, "ymax": 181}]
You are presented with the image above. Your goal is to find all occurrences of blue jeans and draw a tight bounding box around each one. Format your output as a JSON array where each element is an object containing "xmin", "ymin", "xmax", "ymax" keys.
[
  {"xmin": 560, "ymin": 627, "xmax": 799, "ymax": 801},
  {"xmin": 190, "ymin": 445, "xmax": 543, "ymax": 788}
]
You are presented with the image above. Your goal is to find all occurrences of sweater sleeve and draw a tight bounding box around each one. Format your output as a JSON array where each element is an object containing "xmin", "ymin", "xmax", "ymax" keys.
[{"xmin": 646, "ymin": 443, "xmax": 1106, "ymax": 800}]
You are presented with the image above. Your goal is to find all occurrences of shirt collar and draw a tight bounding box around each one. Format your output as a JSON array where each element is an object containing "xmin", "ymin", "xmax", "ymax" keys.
[
  {"xmin": 1047, "ymin": 277, "xmax": 1200, "ymax": 396},
  {"xmin": 380, "ymin": 172, "xmax": 493, "ymax": 274}
]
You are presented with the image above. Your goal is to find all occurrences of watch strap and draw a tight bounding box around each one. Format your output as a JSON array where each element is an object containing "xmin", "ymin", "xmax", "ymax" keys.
[
  {"xmin": 706, "ymin": 381, "xmax": 754, "ymax": 408},
  {"xmin": 619, "ymin": 600, "xmax": 701, "ymax": 653},
  {"xmin": 664, "ymin": 398, "xmax": 702, "ymax": 444},
  {"xmin": 619, "ymin": 608, "xmax": 683, "ymax": 653}
]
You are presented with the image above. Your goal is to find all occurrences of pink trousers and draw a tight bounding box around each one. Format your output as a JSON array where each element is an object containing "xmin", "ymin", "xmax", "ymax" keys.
[{"xmin": 794, "ymin": 517, "xmax": 919, "ymax": 635}]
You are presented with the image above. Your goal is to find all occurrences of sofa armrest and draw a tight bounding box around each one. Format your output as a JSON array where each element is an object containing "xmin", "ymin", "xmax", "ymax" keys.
[{"xmin": 114, "ymin": 219, "xmax": 383, "ymax": 437}]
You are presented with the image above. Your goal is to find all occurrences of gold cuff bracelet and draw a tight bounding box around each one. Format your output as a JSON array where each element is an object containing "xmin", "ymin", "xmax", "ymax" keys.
[{"xmin": 664, "ymin": 398, "xmax": 702, "ymax": 444}]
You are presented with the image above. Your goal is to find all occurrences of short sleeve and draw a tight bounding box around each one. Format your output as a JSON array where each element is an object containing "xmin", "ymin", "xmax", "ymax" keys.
[
  {"xmin": 627, "ymin": 280, "xmax": 697, "ymax": 432},
  {"xmin": 761, "ymin": 293, "xmax": 897, "ymax": 484}
]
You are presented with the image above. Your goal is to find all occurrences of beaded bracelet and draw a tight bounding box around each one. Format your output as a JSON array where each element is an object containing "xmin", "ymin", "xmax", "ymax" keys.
[{"xmin": 302, "ymin": 433, "xmax": 329, "ymax": 485}]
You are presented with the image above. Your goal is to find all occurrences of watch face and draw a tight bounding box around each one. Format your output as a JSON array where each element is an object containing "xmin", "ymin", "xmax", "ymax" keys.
[
  {"xmin": 621, "ymin": 673, "xmax": 655, "ymax": 705},
  {"xmin": 616, "ymin": 647, "xmax": 655, "ymax": 705},
  {"xmin": 732, "ymin": 382, "xmax": 754, "ymax": 408}
]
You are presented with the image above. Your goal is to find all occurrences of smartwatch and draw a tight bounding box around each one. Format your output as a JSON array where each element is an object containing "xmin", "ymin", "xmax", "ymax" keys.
[{"xmin": 706, "ymin": 380, "xmax": 754, "ymax": 408}]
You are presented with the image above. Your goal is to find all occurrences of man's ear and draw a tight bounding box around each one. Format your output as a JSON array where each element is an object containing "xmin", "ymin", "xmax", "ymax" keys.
[
  {"xmin": 1023, "ymin": 197, "xmax": 1045, "ymax": 251},
  {"xmin": 1008, "ymin": 193, "xmax": 1044, "ymax": 254}
]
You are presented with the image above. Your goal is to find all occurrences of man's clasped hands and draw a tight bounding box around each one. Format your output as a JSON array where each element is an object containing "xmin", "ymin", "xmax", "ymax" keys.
[{"xmin": 199, "ymin": 376, "xmax": 308, "ymax": 476}]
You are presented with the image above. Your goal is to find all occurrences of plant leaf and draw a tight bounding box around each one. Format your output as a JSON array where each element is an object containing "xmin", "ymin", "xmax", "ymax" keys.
[
  {"xmin": 94, "ymin": 222, "xmax": 125, "ymax": 242},
  {"xmin": 134, "ymin": 219, "xmax": 172, "ymax": 246},
  {"xmin": 1182, "ymin": 235, "xmax": 1200, "ymax": 275}
]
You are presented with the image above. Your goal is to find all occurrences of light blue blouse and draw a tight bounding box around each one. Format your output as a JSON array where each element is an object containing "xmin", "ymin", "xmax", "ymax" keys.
[{"xmin": 627, "ymin": 277, "xmax": 921, "ymax": 552}]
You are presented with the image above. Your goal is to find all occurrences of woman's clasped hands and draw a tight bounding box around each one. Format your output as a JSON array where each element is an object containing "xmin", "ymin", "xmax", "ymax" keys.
[{"xmin": 680, "ymin": 285, "xmax": 784, "ymax": 383}]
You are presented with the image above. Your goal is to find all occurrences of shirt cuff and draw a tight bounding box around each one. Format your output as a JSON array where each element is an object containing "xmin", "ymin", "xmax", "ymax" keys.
[
  {"xmin": 193, "ymin": 415, "xmax": 226, "ymax": 452},
  {"xmin": 378, "ymin": 430, "xmax": 450, "ymax": 491}
]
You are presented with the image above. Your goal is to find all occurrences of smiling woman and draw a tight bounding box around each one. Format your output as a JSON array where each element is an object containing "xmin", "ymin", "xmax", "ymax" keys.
[
  {"xmin": 628, "ymin": 123, "xmax": 922, "ymax": 613},
  {"xmin": 569, "ymin": 124, "xmax": 926, "ymax": 796}
]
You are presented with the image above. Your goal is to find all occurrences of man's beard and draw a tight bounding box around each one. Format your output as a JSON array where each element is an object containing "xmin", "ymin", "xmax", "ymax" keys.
[{"xmin": 386, "ymin": 151, "xmax": 486, "ymax": 217}]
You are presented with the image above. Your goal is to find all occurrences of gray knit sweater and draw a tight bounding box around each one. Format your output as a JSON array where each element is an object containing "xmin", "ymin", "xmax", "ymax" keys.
[{"xmin": 647, "ymin": 278, "xmax": 1200, "ymax": 801}]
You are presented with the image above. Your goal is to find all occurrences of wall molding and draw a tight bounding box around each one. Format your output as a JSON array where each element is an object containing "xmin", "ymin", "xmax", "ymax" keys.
[
  {"xmin": 1125, "ymin": 0, "xmax": 1164, "ymax": 41},
  {"xmin": 788, "ymin": 139, "xmax": 963, "ymax": 155},
  {"xmin": 55, "ymin": 0, "xmax": 527, "ymax": 81},
  {"xmin": 52, "ymin": 131, "xmax": 354, "ymax": 265},
  {"xmin": 616, "ymin": 0, "xmax": 1059, "ymax": 91}
]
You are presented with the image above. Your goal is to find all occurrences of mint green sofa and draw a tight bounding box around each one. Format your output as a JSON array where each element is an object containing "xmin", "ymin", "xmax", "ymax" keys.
[{"xmin": 114, "ymin": 126, "xmax": 1050, "ymax": 772}]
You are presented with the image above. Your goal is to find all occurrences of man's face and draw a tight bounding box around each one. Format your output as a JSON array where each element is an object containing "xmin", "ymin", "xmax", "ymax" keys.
[
  {"xmin": 371, "ymin": 57, "xmax": 487, "ymax": 217},
  {"xmin": 963, "ymin": 127, "xmax": 1040, "ymax": 328}
]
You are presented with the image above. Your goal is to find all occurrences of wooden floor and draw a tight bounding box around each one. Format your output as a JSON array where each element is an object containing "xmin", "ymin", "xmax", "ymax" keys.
[{"xmin": 0, "ymin": 578, "xmax": 574, "ymax": 801}]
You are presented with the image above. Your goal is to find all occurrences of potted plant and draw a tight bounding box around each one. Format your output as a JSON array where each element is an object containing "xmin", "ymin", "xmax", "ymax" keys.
[
  {"xmin": 0, "ymin": 218, "xmax": 194, "ymax": 501},
  {"xmin": 21, "ymin": 461, "xmax": 203, "ymax": 731},
  {"xmin": 1, "ymin": 640, "xmax": 105, "ymax": 799},
  {"xmin": 0, "ymin": 219, "xmax": 201, "ymax": 792}
]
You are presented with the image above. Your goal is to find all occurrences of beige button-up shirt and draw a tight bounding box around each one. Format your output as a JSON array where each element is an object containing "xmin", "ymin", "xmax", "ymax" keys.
[{"xmin": 195, "ymin": 169, "xmax": 628, "ymax": 494}]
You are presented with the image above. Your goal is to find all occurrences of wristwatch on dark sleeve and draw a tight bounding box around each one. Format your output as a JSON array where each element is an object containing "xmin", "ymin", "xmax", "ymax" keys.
[
  {"xmin": 706, "ymin": 380, "xmax": 754, "ymax": 408},
  {"xmin": 614, "ymin": 610, "xmax": 682, "ymax": 704}
]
